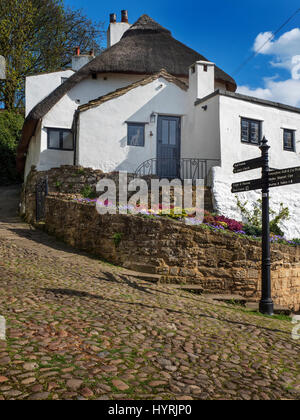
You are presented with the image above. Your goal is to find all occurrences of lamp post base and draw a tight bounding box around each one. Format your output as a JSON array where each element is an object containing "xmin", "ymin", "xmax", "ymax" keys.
[{"xmin": 259, "ymin": 300, "xmax": 274, "ymax": 316}]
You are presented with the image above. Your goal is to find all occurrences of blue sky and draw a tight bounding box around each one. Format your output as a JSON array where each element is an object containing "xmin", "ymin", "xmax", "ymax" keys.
[{"xmin": 65, "ymin": 0, "xmax": 300, "ymax": 106}]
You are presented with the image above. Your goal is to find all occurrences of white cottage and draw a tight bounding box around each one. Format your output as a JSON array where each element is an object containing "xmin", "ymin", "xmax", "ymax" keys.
[{"xmin": 18, "ymin": 12, "xmax": 300, "ymax": 238}]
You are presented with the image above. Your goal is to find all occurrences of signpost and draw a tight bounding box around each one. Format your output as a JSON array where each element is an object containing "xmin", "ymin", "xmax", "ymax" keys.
[
  {"xmin": 233, "ymin": 157, "xmax": 263, "ymax": 174},
  {"xmin": 232, "ymin": 137, "xmax": 300, "ymax": 315}
]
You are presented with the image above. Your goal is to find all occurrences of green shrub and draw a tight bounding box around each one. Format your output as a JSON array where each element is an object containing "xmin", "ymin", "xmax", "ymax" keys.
[
  {"xmin": 0, "ymin": 110, "xmax": 24, "ymax": 185},
  {"xmin": 236, "ymin": 196, "xmax": 289, "ymax": 236},
  {"xmin": 81, "ymin": 185, "xmax": 97, "ymax": 199},
  {"xmin": 243, "ymin": 224, "xmax": 262, "ymax": 237},
  {"xmin": 113, "ymin": 233, "xmax": 123, "ymax": 247}
]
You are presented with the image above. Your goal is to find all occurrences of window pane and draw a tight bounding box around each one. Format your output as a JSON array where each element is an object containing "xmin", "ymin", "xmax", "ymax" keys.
[
  {"xmin": 250, "ymin": 121, "xmax": 259, "ymax": 143},
  {"xmin": 162, "ymin": 120, "xmax": 169, "ymax": 144},
  {"xmin": 241, "ymin": 119, "xmax": 260, "ymax": 144},
  {"xmin": 48, "ymin": 130, "xmax": 60, "ymax": 149},
  {"xmin": 169, "ymin": 121, "xmax": 177, "ymax": 145},
  {"xmin": 62, "ymin": 131, "xmax": 73, "ymax": 150},
  {"xmin": 241, "ymin": 120, "xmax": 249, "ymax": 142},
  {"xmin": 284, "ymin": 130, "xmax": 294, "ymax": 150},
  {"xmin": 128, "ymin": 124, "xmax": 144, "ymax": 147}
]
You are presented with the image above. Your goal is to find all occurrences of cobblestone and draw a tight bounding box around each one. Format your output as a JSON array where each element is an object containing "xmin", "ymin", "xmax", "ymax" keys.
[{"xmin": 0, "ymin": 186, "xmax": 299, "ymax": 400}]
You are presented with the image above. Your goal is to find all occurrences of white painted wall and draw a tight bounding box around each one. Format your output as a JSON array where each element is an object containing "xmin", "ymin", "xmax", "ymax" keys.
[
  {"xmin": 182, "ymin": 94, "xmax": 221, "ymax": 163},
  {"xmin": 25, "ymin": 73, "xmax": 144, "ymax": 179},
  {"xmin": 25, "ymin": 70, "xmax": 74, "ymax": 117},
  {"xmin": 72, "ymin": 55, "xmax": 93, "ymax": 72},
  {"xmin": 78, "ymin": 77, "xmax": 188, "ymax": 173},
  {"xmin": 107, "ymin": 22, "xmax": 131, "ymax": 48},
  {"xmin": 211, "ymin": 94, "xmax": 300, "ymax": 239},
  {"xmin": 43, "ymin": 73, "xmax": 143, "ymax": 128},
  {"xmin": 189, "ymin": 61, "xmax": 215, "ymax": 101},
  {"xmin": 24, "ymin": 121, "xmax": 42, "ymax": 180}
]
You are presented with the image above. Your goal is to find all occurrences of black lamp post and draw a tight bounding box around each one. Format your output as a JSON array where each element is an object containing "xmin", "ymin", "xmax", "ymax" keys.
[{"xmin": 259, "ymin": 137, "xmax": 274, "ymax": 315}]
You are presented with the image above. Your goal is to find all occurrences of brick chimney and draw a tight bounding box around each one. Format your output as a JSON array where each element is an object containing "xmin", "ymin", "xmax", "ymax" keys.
[
  {"xmin": 107, "ymin": 10, "xmax": 131, "ymax": 48},
  {"xmin": 121, "ymin": 10, "xmax": 128, "ymax": 23},
  {"xmin": 72, "ymin": 47, "xmax": 95, "ymax": 72}
]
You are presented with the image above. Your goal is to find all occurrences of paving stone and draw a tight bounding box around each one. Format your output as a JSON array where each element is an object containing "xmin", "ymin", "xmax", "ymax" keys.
[
  {"xmin": 29, "ymin": 392, "xmax": 50, "ymax": 400},
  {"xmin": 0, "ymin": 187, "xmax": 299, "ymax": 401},
  {"xmin": 112, "ymin": 380, "xmax": 130, "ymax": 391},
  {"xmin": 66, "ymin": 379, "xmax": 83, "ymax": 391}
]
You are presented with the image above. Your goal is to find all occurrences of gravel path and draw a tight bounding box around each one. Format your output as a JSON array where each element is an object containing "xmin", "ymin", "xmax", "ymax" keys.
[{"xmin": 0, "ymin": 186, "xmax": 299, "ymax": 400}]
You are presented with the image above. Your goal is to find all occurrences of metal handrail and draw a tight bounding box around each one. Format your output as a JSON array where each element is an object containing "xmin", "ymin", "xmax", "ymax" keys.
[{"xmin": 135, "ymin": 158, "xmax": 221, "ymax": 182}]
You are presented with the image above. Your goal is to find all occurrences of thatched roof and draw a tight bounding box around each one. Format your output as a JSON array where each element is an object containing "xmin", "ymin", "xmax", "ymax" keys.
[
  {"xmin": 17, "ymin": 14, "xmax": 236, "ymax": 172},
  {"xmin": 79, "ymin": 69, "xmax": 188, "ymax": 112}
]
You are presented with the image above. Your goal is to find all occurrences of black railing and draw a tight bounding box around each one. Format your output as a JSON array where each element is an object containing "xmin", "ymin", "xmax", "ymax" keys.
[
  {"xmin": 36, "ymin": 176, "xmax": 49, "ymax": 222},
  {"xmin": 135, "ymin": 158, "xmax": 221, "ymax": 183}
]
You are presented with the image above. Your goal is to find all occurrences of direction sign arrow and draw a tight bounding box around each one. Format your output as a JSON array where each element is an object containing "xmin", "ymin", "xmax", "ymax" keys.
[
  {"xmin": 231, "ymin": 178, "xmax": 262, "ymax": 193},
  {"xmin": 269, "ymin": 167, "xmax": 300, "ymax": 188},
  {"xmin": 233, "ymin": 157, "xmax": 263, "ymax": 173}
]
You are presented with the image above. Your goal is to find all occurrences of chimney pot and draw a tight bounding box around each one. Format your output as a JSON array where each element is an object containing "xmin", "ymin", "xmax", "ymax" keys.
[
  {"xmin": 110, "ymin": 13, "xmax": 117, "ymax": 23},
  {"xmin": 121, "ymin": 10, "xmax": 128, "ymax": 23},
  {"xmin": 75, "ymin": 46, "xmax": 80, "ymax": 56}
]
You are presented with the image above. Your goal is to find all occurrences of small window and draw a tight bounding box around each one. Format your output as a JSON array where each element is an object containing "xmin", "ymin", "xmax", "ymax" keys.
[
  {"xmin": 241, "ymin": 118, "xmax": 261, "ymax": 145},
  {"xmin": 283, "ymin": 129, "xmax": 295, "ymax": 151},
  {"xmin": 47, "ymin": 128, "xmax": 73, "ymax": 151},
  {"xmin": 127, "ymin": 123, "xmax": 145, "ymax": 147}
]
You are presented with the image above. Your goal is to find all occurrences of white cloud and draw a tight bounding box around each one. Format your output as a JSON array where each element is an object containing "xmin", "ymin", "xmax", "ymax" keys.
[
  {"xmin": 237, "ymin": 78, "xmax": 300, "ymax": 107},
  {"xmin": 238, "ymin": 28, "xmax": 300, "ymax": 106}
]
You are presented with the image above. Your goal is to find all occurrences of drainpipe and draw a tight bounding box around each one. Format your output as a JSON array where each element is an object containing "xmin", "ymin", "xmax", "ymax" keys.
[{"xmin": 73, "ymin": 110, "xmax": 80, "ymax": 166}]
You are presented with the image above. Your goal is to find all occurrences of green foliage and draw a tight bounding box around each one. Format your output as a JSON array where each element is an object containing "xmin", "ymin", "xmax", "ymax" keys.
[
  {"xmin": 243, "ymin": 224, "xmax": 262, "ymax": 237},
  {"xmin": 113, "ymin": 233, "xmax": 123, "ymax": 248},
  {"xmin": 81, "ymin": 185, "xmax": 97, "ymax": 199},
  {"xmin": 0, "ymin": 110, "xmax": 24, "ymax": 184},
  {"xmin": 55, "ymin": 181, "xmax": 62, "ymax": 191},
  {"xmin": 0, "ymin": 0, "xmax": 104, "ymax": 109},
  {"xmin": 236, "ymin": 196, "xmax": 289, "ymax": 236}
]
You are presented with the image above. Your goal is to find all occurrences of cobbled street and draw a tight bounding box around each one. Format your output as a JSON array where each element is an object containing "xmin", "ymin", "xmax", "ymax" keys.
[{"xmin": 0, "ymin": 186, "xmax": 299, "ymax": 400}]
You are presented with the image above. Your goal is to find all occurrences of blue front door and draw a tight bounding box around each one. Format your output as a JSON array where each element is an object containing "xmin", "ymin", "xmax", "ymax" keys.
[{"xmin": 157, "ymin": 116, "xmax": 181, "ymax": 178}]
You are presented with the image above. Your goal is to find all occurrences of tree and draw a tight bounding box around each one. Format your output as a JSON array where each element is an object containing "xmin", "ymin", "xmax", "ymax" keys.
[
  {"xmin": 0, "ymin": 0, "xmax": 104, "ymax": 110},
  {"xmin": 0, "ymin": 110, "xmax": 24, "ymax": 184}
]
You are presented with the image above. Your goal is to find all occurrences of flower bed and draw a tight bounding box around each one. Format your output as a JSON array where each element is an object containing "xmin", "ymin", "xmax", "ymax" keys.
[{"xmin": 70, "ymin": 196, "xmax": 300, "ymax": 247}]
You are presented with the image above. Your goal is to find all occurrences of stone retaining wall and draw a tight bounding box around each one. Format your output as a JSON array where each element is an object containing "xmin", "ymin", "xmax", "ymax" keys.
[
  {"xmin": 21, "ymin": 166, "xmax": 214, "ymax": 220},
  {"xmin": 38, "ymin": 194, "xmax": 300, "ymax": 311}
]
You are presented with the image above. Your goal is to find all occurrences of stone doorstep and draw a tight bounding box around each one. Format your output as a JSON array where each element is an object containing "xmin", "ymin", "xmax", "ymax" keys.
[{"xmin": 245, "ymin": 302, "xmax": 292, "ymax": 316}]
